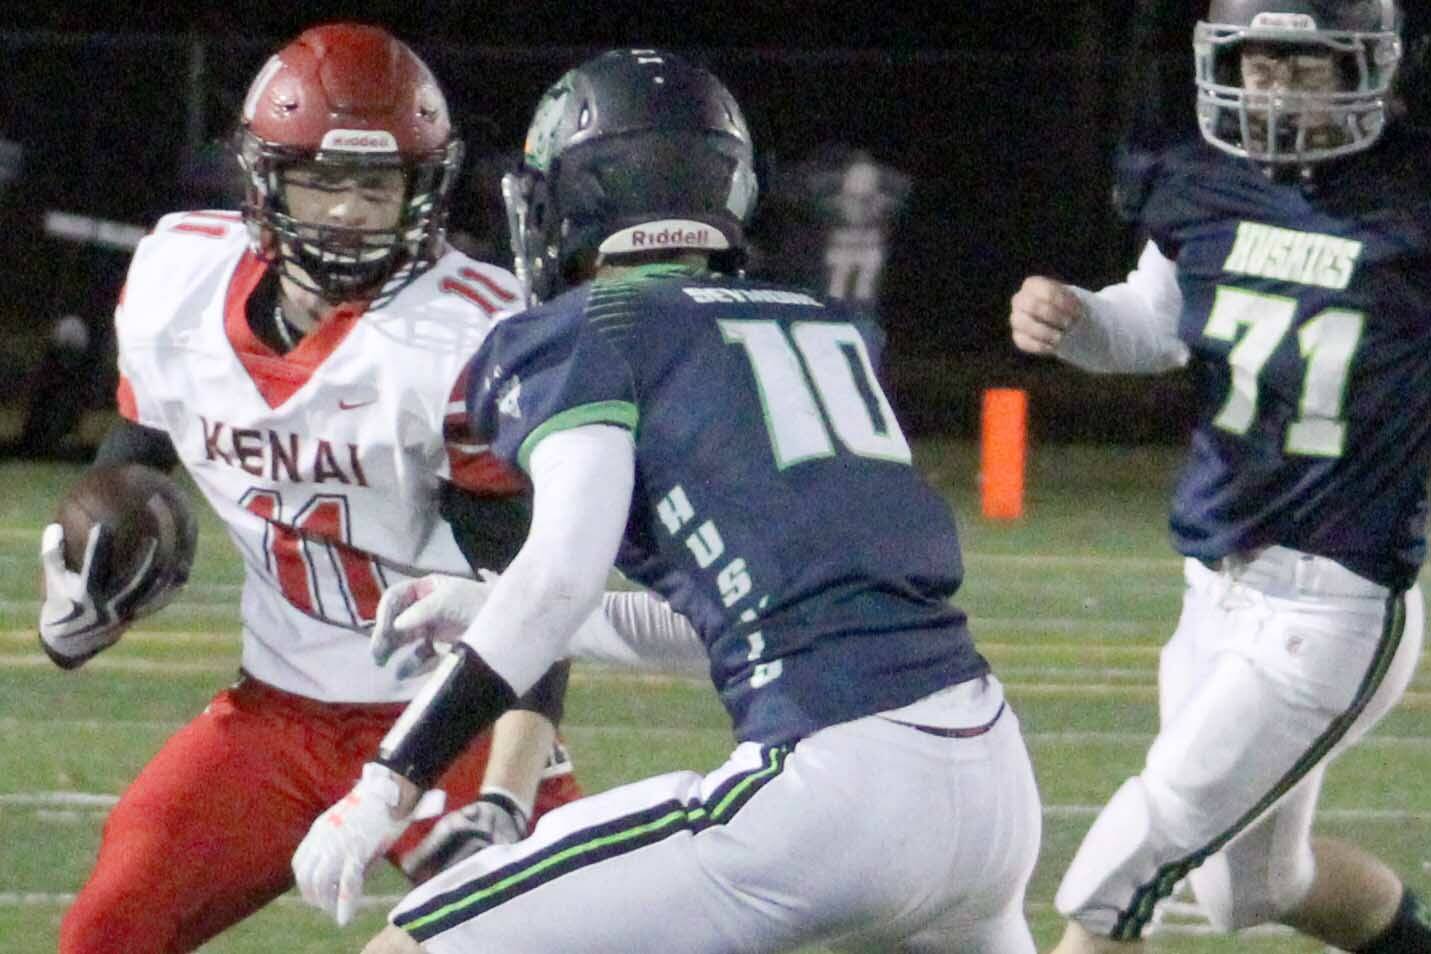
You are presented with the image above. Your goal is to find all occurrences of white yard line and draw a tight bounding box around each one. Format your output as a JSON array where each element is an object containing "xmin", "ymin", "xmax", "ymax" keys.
[
  {"xmin": 0, "ymin": 629, "xmax": 239, "ymax": 645},
  {"xmin": 0, "ymin": 601, "xmax": 240, "ymax": 619},
  {"xmin": 983, "ymin": 642, "xmax": 1164, "ymax": 656},
  {"xmin": 1024, "ymin": 730, "xmax": 1431, "ymax": 749},
  {"xmin": 0, "ymin": 611, "xmax": 1166, "ymax": 636},
  {"xmin": 0, "ymin": 530, "xmax": 1179, "ymax": 563},
  {"xmin": 963, "ymin": 552, "xmax": 1185, "ymax": 569},
  {"xmin": 999, "ymin": 666, "xmax": 1156, "ymax": 681},
  {"xmin": 971, "ymin": 618, "xmax": 1153, "ymax": 633},
  {"xmin": 1145, "ymin": 923, "xmax": 1294, "ymax": 938},
  {"xmin": 0, "ymin": 632, "xmax": 1409, "ymax": 667},
  {"xmin": 0, "ymin": 612, "xmax": 1169, "ymax": 634},
  {"xmin": 0, "ymin": 890, "xmax": 406, "ymax": 909},
  {"xmin": 0, "ymin": 655, "xmax": 239, "ymax": 673},
  {"xmin": 5, "ymin": 791, "xmax": 1425, "ymax": 822},
  {"xmin": 1002, "ymin": 665, "xmax": 1431, "ymax": 691},
  {"xmin": 4, "ymin": 719, "xmax": 1428, "ymax": 751},
  {"xmin": 0, "ymin": 718, "xmax": 726, "ymax": 738},
  {"xmin": 1, "ymin": 792, "xmax": 117, "ymax": 806},
  {"xmin": 1041, "ymin": 804, "xmax": 1431, "ymax": 821},
  {"xmin": 0, "ymin": 652, "xmax": 1425, "ymax": 703},
  {"xmin": 0, "ymin": 889, "xmax": 1311, "ymax": 938}
]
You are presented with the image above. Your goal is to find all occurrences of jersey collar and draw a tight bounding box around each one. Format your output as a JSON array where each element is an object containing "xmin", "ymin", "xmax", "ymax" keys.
[{"xmin": 223, "ymin": 250, "xmax": 368, "ymax": 409}]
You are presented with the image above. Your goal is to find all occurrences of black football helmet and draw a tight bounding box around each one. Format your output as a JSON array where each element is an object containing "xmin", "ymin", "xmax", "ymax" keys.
[
  {"xmin": 1195, "ymin": 0, "xmax": 1403, "ymax": 166},
  {"xmin": 234, "ymin": 23, "xmax": 463, "ymax": 305},
  {"xmin": 502, "ymin": 49, "xmax": 759, "ymax": 304}
]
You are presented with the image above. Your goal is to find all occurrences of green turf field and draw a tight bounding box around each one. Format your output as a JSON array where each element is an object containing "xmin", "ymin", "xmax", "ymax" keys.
[{"xmin": 1, "ymin": 440, "xmax": 1426, "ymax": 952}]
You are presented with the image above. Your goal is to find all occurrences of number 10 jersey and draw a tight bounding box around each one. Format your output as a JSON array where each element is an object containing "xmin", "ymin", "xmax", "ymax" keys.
[{"xmin": 463, "ymin": 264, "xmax": 988, "ymax": 745}]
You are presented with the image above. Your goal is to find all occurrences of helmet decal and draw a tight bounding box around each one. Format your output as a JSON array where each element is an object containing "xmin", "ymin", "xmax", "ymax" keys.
[
  {"xmin": 728, "ymin": 160, "xmax": 759, "ymax": 219},
  {"xmin": 242, "ymin": 55, "xmax": 284, "ymax": 124},
  {"xmin": 523, "ymin": 78, "xmax": 574, "ymax": 173}
]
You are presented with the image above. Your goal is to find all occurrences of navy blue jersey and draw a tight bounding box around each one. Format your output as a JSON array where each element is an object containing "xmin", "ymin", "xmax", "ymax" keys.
[
  {"xmin": 465, "ymin": 264, "xmax": 987, "ymax": 745},
  {"xmin": 1120, "ymin": 130, "xmax": 1431, "ymax": 589}
]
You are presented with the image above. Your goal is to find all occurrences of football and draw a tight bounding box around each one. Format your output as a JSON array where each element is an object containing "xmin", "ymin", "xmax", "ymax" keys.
[{"xmin": 55, "ymin": 464, "xmax": 198, "ymax": 604}]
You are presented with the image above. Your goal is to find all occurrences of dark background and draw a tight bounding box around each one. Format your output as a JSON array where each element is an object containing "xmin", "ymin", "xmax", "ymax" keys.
[{"xmin": 0, "ymin": 2, "xmax": 1423, "ymax": 448}]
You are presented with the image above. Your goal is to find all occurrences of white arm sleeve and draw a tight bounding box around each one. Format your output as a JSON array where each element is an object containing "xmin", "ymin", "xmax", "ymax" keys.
[
  {"xmin": 1055, "ymin": 239, "xmax": 1190, "ymax": 374},
  {"xmin": 459, "ymin": 425, "xmax": 634, "ymax": 695},
  {"xmin": 567, "ymin": 589, "xmax": 708, "ymax": 676}
]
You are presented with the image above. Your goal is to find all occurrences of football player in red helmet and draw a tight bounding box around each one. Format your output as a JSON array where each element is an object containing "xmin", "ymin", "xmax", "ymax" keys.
[
  {"xmin": 234, "ymin": 23, "xmax": 463, "ymax": 314},
  {"xmin": 231, "ymin": 20, "xmax": 460, "ymax": 334},
  {"xmin": 45, "ymin": 24, "xmax": 592, "ymax": 954}
]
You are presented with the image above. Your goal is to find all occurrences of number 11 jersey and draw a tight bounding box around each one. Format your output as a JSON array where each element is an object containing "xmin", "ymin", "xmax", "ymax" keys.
[{"xmin": 115, "ymin": 210, "xmax": 523, "ymax": 702}]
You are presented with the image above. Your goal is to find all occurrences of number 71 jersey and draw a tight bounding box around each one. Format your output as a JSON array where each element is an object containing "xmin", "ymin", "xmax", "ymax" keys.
[
  {"xmin": 1132, "ymin": 134, "xmax": 1431, "ymax": 590},
  {"xmin": 464, "ymin": 265, "xmax": 988, "ymax": 746},
  {"xmin": 114, "ymin": 211, "xmax": 523, "ymax": 702}
]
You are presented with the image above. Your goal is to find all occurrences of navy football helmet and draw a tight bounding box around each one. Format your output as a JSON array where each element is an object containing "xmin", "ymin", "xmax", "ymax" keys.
[
  {"xmin": 1195, "ymin": 0, "xmax": 1403, "ymax": 166},
  {"xmin": 502, "ymin": 49, "xmax": 759, "ymax": 304},
  {"xmin": 234, "ymin": 23, "xmax": 463, "ymax": 304}
]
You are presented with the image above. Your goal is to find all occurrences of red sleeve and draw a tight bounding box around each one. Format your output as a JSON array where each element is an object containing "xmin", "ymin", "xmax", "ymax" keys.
[
  {"xmin": 444, "ymin": 365, "xmax": 527, "ymax": 496},
  {"xmin": 116, "ymin": 375, "xmax": 139, "ymax": 422}
]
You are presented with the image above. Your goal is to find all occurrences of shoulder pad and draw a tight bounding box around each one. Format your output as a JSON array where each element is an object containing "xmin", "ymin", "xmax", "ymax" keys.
[
  {"xmin": 117, "ymin": 211, "xmax": 246, "ymax": 341},
  {"xmin": 1111, "ymin": 141, "xmax": 1161, "ymax": 225},
  {"xmin": 1113, "ymin": 138, "xmax": 1232, "ymax": 259},
  {"xmin": 129, "ymin": 211, "xmax": 246, "ymax": 278},
  {"xmin": 1315, "ymin": 127, "xmax": 1431, "ymax": 223},
  {"xmin": 150, "ymin": 209, "xmax": 245, "ymax": 242},
  {"xmin": 129, "ymin": 210, "xmax": 246, "ymax": 277},
  {"xmin": 427, "ymin": 253, "xmax": 523, "ymax": 318}
]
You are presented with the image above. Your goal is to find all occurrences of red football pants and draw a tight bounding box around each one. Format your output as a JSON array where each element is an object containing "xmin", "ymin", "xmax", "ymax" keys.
[{"xmin": 59, "ymin": 675, "xmax": 581, "ymax": 954}]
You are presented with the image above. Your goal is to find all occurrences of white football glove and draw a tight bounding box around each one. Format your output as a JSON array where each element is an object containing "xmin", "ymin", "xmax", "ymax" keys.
[
  {"xmin": 401, "ymin": 791, "xmax": 530, "ymax": 882},
  {"xmin": 38, "ymin": 522, "xmax": 154, "ymax": 669},
  {"xmin": 292, "ymin": 763, "xmax": 418, "ymax": 926},
  {"xmin": 371, "ymin": 571, "xmax": 499, "ymax": 679}
]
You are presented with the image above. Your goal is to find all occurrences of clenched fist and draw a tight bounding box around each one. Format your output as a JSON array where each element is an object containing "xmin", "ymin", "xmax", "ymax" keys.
[{"xmin": 1010, "ymin": 276, "xmax": 1084, "ymax": 356}]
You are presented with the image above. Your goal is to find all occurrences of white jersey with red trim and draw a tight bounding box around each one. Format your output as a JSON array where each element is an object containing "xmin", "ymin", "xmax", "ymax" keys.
[{"xmin": 115, "ymin": 209, "xmax": 523, "ymax": 702}]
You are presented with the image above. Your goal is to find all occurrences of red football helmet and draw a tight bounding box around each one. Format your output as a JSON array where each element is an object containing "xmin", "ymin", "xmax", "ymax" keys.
[{"xmin": 234, "ymin": 23, "xmax": 463, "ymax": 304}]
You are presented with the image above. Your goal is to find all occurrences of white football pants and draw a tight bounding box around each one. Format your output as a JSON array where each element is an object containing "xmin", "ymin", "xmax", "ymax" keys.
[
  {"xmin": 391, "ymin": 676, "xmax": 1041, "ymax": 954},
  {"xmin": 1056, "ymin": 546, "xmax": 1424, "ymax": 938}
]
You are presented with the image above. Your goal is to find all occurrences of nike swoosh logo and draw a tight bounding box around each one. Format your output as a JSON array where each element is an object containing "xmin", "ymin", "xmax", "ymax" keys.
[{"xmin": 338, "ymin": 399, "xmax": 378, "ymax": 410}]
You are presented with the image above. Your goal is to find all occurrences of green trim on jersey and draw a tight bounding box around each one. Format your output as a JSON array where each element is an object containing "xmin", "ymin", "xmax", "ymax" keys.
[
  {"xmin": 517, "ymin": 400, "xmax": 639, "ymax": 474},
  {"xmin": 592, "ymin": 261, "xmax": 710, "ymax": 287},
  {"xmin": 398, "ymin": 745, "xmax": 790, "ymax": 940}
]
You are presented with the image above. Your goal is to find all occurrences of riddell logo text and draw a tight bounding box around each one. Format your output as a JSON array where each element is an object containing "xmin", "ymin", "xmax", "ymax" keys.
[
  {"xmin": 331, "ymin": 134, "xmax": 389, "ymax": 148},
  {"xmin": 320, "ymin": 129, "xmax": 399, "ymax": 153},
  {"xmin": 630, "ymin": 226, "xmax": 710, "ymax": 247}
]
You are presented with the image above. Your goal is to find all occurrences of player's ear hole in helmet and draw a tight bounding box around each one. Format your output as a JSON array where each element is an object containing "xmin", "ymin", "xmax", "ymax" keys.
[
  {"xmin": 233, "ymin": 22, "xmax": 464, "ymax": 307},
  {"xmin": 1194, "ymin": 0, "xmax": 1403, "ymax": 168},
  {"xmin": 501, "ymin": 48, "xmax": 759, "ymax": 305}
]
